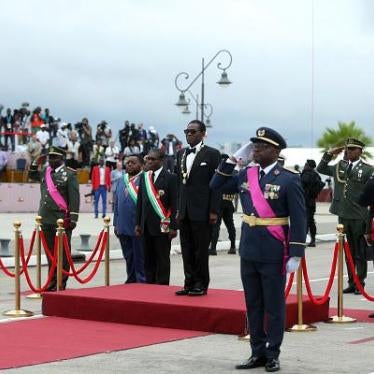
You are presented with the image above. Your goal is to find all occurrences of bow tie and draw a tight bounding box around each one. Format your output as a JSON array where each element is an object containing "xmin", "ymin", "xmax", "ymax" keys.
[{"xmin": 186, "ymin": 148, "xmax": 196, "ymax": 155}]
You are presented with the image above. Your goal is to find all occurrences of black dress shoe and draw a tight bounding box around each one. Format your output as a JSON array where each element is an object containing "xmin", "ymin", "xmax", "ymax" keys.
[
  {"xmin": 343, "ymin": 286, "xmax": 356, "ymax": 294},
  {"xmin": 354, "ymin": 288, "xmax": 362, "ymax": 295},
  {"xmin": 228, "ymin": 248, "xmax": 236, "ymax": 254},
  {"xmin": 175, "ymin": 288, "xmax": 190, "ymax": 296},
  {"xmin": 235, "ymin": 356, "xmax": 267, "ymax": 370},
  {"xmin": 209, "ymin": 249, "xmax": 217, "ymax": 256},
  {"xmin": 265, "ymin": 358, "xmax": 280, "ymax": 372},
  {"xmin": 188, "ymin": 288, "xmax": 207, "ymax": 296}
]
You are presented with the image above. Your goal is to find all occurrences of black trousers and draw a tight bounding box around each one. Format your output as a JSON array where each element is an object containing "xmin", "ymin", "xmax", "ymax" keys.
[
  {"xmin": 179, "ymin": 217, "xmax": 211, "ymax": 290},
  {"xmin": 306, "ymin": 203, "xmax": 316, "ymax": 239},
  {"xmin": 241, "ymin": 258, "xmax": 286, "ymax": 360},
  {"xmin": 142, "ymin": 224, "xmax": 171, "ymax": 285},
  {"xmin": 43, "ymin": 224, "xmax": 72, "ymax": 289},
  {"xmin": 340, "ymin": 217, "xmax": 367, "ymax": 287},
  {"xmin": 210, "ymin": 201, "xmax": 236, "ymax": 250}
]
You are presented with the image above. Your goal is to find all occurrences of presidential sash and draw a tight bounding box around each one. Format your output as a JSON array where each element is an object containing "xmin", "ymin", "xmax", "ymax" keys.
[
  {"xmin": 123, "ymin": 173, "xmax": 139, "ymax": 204},
  {"xmin": 247, "ymin": 166, "xmax": 288, "ymax": 271},
  {"xmin": 144, "ymin": 171, "xmax": 171, "ymax": 233}
]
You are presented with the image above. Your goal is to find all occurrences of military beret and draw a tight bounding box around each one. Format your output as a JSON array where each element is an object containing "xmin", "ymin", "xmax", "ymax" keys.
[
  {"xmin": 48, "ymin": 146, "xmax": 66, "ymax": 157},
  {"xmin": 345, "ymin": 138, "xmax": 365, "ymax": 149},
  {"xmin": 250, "ymin": 127, "xmax": 287, "ymax": 149}
]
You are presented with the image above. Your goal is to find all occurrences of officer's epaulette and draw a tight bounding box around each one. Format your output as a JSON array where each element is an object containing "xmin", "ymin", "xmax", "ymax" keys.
[
  {"xmin": 282, "ymin": 167, "xmax": 299, "ymax": 174},
  {"xmin": 66, "ymin": 166, "xmax": 77, "ymax": 173},
  {"xmin": 360, "ymin": 160, "xmax": 373, "ymax": 167}
]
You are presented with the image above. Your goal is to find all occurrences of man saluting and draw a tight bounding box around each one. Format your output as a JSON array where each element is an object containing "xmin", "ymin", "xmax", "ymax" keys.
[{"xmin": 210, "ymin": 127, "xmax": 306, "ymax": 372}]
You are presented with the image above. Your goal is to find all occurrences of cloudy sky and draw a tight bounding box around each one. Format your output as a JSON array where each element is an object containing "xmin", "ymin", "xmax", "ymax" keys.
[{"xmin": 1, "ymin": 0, "xmax": 373, "ymax": 148}]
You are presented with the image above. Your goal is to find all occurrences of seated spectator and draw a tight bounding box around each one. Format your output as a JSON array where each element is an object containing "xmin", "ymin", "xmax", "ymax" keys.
[
  {"xmin": 105, "ymin": 139, "xmax": 120, "ymax": 169},
  {"xmin": 123, "ymin": 138, "xmax": 141, "ymax": 156},
  {"xmin": 36, "ymin": 124, "xmax": 50, "ymax": 155}
]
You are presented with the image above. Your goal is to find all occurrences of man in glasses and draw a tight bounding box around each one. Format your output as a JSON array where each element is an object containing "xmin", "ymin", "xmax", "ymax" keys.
[
  {"xmin": 210, "ymin": 127, "xmax": 306, "ymax": 372},
  {"xmin": 175, "ymin": 120, "xmax": 221, "ymax": 296},
  {"xmin": 135, "ymin": 149, "xmax": 178, "ymax": 285}
]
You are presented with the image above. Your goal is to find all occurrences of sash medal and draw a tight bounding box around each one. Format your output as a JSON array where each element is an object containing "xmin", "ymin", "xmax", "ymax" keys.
[
  {"xmin": 144, "ymin": 171, "xmax": 171, "ymax": 233},
  {"xmin": 123, "ymin": 173, "xmax": 139, "ymax": 204}
]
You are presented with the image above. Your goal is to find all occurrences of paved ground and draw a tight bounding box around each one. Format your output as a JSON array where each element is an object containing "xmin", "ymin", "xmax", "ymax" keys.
[{"xmin": 1, "ymin": 203, "xmax": 374, "ymax": 373}]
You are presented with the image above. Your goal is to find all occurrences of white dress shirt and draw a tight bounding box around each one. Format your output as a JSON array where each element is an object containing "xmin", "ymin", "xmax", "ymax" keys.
[{"xmin": 186, "ymin": 141, "xmax": 203, "ymax": 173}]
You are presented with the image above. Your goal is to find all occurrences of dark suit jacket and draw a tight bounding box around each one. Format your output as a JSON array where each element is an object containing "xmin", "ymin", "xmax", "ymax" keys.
[
  {"xmin": 136, "ymin": 168, "xmax": 178, "ymax": 236},
  {"xmin": 176, "ymin": 145, "xmax": 221, "ymax": 221}
]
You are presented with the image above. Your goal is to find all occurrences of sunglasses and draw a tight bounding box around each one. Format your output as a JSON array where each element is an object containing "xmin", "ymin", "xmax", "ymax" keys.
[{"xmin": 183, "ymin": 129, "xmax": 200, "ymax": 135}]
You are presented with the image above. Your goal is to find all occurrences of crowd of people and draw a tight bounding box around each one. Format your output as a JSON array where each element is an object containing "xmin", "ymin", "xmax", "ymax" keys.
[{"xmin": 0, "ymin": 103, "xmax": 184, "ymax": 176}]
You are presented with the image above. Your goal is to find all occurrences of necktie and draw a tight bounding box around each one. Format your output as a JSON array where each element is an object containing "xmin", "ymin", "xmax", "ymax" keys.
[
  {"xmin": 186, "ymin": 147, "xmax": 196, "ymax": 156},
  {"xmin": 259, "ymin": 170, "xmax": 265, "ymax": 180},
  {"xmin": 346, "ymin": 163, "xmax": 353, "ymax": 177},
  {"xmin": 151, "ymin": 171, "xmax": 155, "ymax": 182}
]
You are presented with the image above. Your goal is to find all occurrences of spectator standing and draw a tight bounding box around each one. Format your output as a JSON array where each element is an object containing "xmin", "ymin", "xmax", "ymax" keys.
[
  {"xmin": 36, "ymin": 124, "xmax": 50, "ymax": 155},
  {"xmin": 160, "ymin": 133, "xmax": 182, "ymax": 172},
  {"xmin": 92, "ymin": 139, "xmax": 105, "ymax": 164},
  {"xmin": 56, "ymin": 123, "xmax": 70, "ymax": 150},
  {"xmin": 78, "ymin": 118, "xmax": 92, "ymax": 168},
  {"xmin": 66, "ymin": 131, "xmax": 81, "ymax": 170},
  {"xmin": 175, "ymin": 120, "xmax": 221, "ymax": 296},
  {"xmin": 114, "ymin": 155, "xmax": 145, "ymax": 283},
  {"xmin": 111, "ymin": 159, "xmax": 124, "ymax": 210},
  {"xmin": 2, "ymin": 108, "xmax": 15, "ymax": 151},
  {"xmin": 27, "ymin": 134, "xmax": 42, "ymax": 164},
  {"xmin": 91, "ymin": 157, "xmax": 111, "ymax": 218},
  {"xmin": 119, "ymin": 121, "xmax": 130, "ymax": 153},
  {"xmin": 105, "ymin": 140, "xmax": 119, "ymax": 169},
  {"xmin": 300, "ymin": 159, "xmax": 324, "ymax": 247},
  {"xmin": 135, "ymin": 149, "xmax": 178, "ymax": 285},
  {"xmin": 30, "ymin": 107, "xmax": 44, "ymax": 134}
]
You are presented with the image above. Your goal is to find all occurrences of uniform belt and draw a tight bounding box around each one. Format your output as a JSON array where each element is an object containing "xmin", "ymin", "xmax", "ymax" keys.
[{"xmin": 242, "ymin": 214, "xmax": 289, "ymax": 227}]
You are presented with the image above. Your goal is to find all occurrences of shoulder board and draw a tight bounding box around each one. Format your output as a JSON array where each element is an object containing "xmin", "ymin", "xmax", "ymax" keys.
[
  {"xmin": 282, "ymin": 167, "xmax": 299, "ymax": 174},
  {"xmin": 66, "ymin": 166, "xmax": 77, "ymax": 173}
]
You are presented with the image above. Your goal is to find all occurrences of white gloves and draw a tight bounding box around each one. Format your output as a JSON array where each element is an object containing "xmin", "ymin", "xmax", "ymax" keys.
[
  {"xmin": 286, "ymin": 257, "xmax": 301, "ymax": 273},
  {"xmin": 232, "ymin": 141, "xmax": 253, "ymax": 164}
]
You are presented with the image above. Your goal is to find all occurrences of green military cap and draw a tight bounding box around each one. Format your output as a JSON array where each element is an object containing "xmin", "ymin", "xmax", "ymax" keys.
[
  {"xmin": 345, "ymin": 138, "xmax": 365, "ymax": 149},
  {"xmin": 48, "ymin": 146, "xmax": 66, "ymax": 157}
]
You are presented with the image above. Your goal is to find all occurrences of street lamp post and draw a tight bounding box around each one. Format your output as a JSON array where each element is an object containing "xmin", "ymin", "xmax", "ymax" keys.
[
  {"xmin": 183, "ymin": 91, "xmax": 213, "ymax": 126},
  {"xmin": 175, "ymin": 49, "xmax": 232, "ymax": 123}
]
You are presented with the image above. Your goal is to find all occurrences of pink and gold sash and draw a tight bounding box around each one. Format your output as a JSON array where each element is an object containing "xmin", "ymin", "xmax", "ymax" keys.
[
  {"xmin": 45, "ymin": 166, "xmax": 68, "ymax": 212},
  {"xmin": 247, "ymin": 166, "xmax": 288, "ymax": 272}
]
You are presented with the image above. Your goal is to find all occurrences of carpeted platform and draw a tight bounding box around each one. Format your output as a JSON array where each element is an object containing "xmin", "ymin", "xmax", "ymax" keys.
[
  {"xmin": 42, "ymin": 284, "xmax": 330, "ymax": 334},
  {"xmin": 0, "ymin": 316, "xmax": 209, "ymax": 370}
]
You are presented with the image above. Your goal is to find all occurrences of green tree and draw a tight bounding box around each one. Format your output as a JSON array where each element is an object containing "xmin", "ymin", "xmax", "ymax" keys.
[{"xmin": 317, "ymin": 121, "xmax": 372, "ymax": 159}]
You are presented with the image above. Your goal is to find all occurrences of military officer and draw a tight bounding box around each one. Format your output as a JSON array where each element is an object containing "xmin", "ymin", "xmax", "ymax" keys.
[
  {"xmin": 29, "ymin": 146, "xmax": 80, "ymax": 291},
  {"xmin": 210, "ymin": 127, "xmax": 306, "ymax": 372}
]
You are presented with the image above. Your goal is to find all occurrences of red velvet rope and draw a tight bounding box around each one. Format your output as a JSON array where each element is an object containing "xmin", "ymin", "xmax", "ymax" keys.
[
  {"xmin": 62, "ymin": 230, "xmax": 104, "ymax": 276},
  {"xmin": 19, "ymin": 234, "xmax": 57, "ymax": 293},
  {"xmin": 284, "ymin": 272, "xmax": 295, "ymax": 299},
  {"xmin": 302, "ymin": 243, "xmax": 339, "ymax": 305},
  {"xmin": 62, "ymin": 232, "xmax": 107, "ymax": 283},
  {"xmin": 344, "ymin": 240, "xmax": 374, "ymax": 302},
  {"xmin": 39, "ymin": 231, "xmax": 57, "ymax": 265},
  {"xmin": 0, "ymin": 231, "xmax": 36, "ymax": 277}
]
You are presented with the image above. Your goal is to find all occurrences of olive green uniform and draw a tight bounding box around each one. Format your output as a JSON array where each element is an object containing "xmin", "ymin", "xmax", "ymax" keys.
[
  {"xmin": 318, "ymin": 152, "xmax": 373, "ymax": 288},
  {"xmin": 29, "ymin": 163, "xmax": 80, "ymax": 289}
]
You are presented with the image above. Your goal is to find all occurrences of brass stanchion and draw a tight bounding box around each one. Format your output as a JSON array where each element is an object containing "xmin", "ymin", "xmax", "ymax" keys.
[
  {"xmin": 56, "ymin": 219, "xmax": 65, "ymax": 292},
  {"xmin": 3, "ymin": 221, "xmax": 34, "ymax": 317},
  {"xmin": 27, "ymin": 216, "xmax": 43, "ymax": 299},
  {"xmin": 104, "ymin": 216, "xmax": 111, "ymax": 286},
  {"xmin": 327, "ymin": 224, "xmax": 356, "ymax": 323},
  {"xmin": 287, "ymin": 264, "xmax": 317, "ymax": 332}
]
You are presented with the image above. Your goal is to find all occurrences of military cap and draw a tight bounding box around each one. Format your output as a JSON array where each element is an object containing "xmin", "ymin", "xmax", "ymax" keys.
[
  {"xmin": 250, "ymin": 127, "xmax": 287, "ymax": 149},
  {"xmin": 345, "ymin": 138, "xmax": 365, "ymax": 149},
  {"xmin": 48, "ymin": 146, "xmax": 66, "ymax": 157},
  {"xmin": 306, "ymin": 159, "xmax": 316, "ymax": 168}
]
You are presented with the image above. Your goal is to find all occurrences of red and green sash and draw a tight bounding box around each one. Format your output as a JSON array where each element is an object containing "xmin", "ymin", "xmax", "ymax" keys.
[
  {"xmin": 123, "ymin": 173, "xmax": 139, "ymax": 204},
  {"xmin": 144, "ymin": 171, "xmax": 171, "ymax": 231}
]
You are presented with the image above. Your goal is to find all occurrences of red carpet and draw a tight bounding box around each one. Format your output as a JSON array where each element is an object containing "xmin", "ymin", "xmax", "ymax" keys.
[
  {"xmin": 330, "ymin": 308, "xmax": 374, "ymax": 323},
  {"xmin": 43, "ymin": 284, "xmax": 330, "ymax": 334},
  {"xmin": 0, "ymin": 316, "xmax": 209, "ymax": 370}
]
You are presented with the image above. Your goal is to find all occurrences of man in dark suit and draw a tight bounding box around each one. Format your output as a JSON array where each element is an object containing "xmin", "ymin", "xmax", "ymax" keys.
[
  {"xmin": 175, "ymin": 120, "xmax": 221, "ymax": 296},
  {"xmin": 135, "ymin": 149, "xmax": 178, "ymax": 285},
  {"xmin": 210, "ymin": 127, "xmax": 306, "ymax": 372}
]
